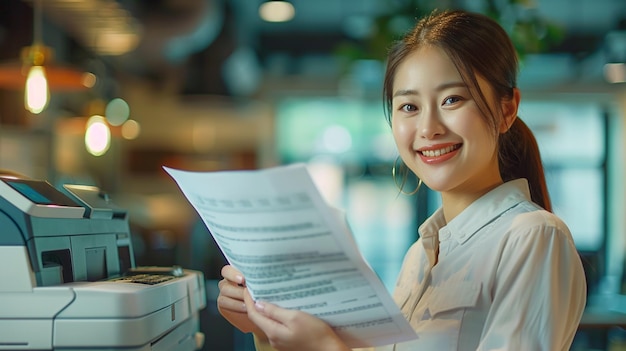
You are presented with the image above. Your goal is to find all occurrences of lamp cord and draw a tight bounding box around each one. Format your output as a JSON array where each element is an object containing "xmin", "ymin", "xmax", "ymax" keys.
[{"xmin": 33, "ymin": 0, "xmax": 42, "ymax": 46}]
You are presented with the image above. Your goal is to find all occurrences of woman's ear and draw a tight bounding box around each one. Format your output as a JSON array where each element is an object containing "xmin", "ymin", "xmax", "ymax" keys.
[{"xmin": 499, "ymin": 88, "xmax": 521, "ymax": 133}]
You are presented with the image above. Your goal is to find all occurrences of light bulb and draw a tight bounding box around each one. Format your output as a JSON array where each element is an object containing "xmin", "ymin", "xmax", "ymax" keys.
[
  {"xmin": 25, "ymin": 65, "xmax": 49, "ymax": 114},
  {"xmin": 259, "ymin": 1, "xmax": 295, "ymax": 22},
  {"xmin": 85, "ymin": 115, "xmax": 111, "ymax": 156}
]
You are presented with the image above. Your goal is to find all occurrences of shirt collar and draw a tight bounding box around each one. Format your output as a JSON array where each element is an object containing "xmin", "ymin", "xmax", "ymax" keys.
[
  {"xmin": 418, "ymin": 207, "xmax": 446, "ymax": 267},
  {"xmin": 419, "ymin": 179, "xmax": 533, "ymax": 261}
]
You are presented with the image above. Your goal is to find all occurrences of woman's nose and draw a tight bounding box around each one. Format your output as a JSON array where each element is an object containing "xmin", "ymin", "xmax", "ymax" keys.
[{"xmin": 418, "ymin": 108, "xmax": 445, "ymax": 139}]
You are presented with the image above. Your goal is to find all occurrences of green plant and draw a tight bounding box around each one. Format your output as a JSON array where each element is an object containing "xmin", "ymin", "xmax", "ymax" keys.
[{"xmin": 335, "ymin": 0, "xmax": 565, "ymax": 65}]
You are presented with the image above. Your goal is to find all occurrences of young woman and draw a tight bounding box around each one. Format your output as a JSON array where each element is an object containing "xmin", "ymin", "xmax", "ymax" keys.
[{"xmin": 217, "ymin": 9, "xmax": 587, "ymax": 351}]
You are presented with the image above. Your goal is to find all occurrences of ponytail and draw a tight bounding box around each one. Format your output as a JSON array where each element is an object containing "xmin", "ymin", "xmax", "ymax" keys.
[{"xmin": 499, "ymin": 118, "xmax": 552, "ymax": 212}]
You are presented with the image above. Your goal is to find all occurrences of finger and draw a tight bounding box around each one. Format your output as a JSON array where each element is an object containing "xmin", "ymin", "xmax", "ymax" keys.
[
  {"xmin": 244, "ymin": 289, "xmax": 292, "ymax": 323},
  {"xmin": 248, "ymin": 294, "xmax": 294, "ymax": 326},
  {"xmin": 243, "ymin": 288, "xmax": 263, "ymax": 320},
  {"xmin": 243, "ymin": 289, "xmax": 287, "ymax": 337},
  {"xmin": 221, "ymin": 265, "xmax": 245, "ymax": 285},
  {"xmin": 217, "ymin": 294, "xmax": 247, "ymax": 313},
  {"xmin": 218, "ymin": 279, "xmax": 245, "ymax": 299}
]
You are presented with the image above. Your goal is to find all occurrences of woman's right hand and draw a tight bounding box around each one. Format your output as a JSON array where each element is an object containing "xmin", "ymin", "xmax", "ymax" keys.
[{"xmin": 217, "ymin": 265, "xmax": 266, "ymax": 337}]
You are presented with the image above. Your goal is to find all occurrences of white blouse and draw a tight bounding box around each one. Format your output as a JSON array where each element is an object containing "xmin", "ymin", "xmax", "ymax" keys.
[
  {"xmin": 376, "ymin": 178, "xmax": 587, "ymax": 351},
  {"xmin": 254, "ymin": 179, "xmax": 587, "ymax": 351}
]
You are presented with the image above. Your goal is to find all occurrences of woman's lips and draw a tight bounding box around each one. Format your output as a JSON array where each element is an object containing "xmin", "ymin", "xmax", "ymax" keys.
[{"xmin": 417, "ymin": 143, "xmax": 461, "ymax": 164}]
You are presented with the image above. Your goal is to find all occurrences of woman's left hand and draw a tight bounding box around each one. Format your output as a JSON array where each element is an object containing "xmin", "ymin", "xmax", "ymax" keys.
[{"xmin": 243, "ymin": 289, "xmax": 351, "ymax": 351}]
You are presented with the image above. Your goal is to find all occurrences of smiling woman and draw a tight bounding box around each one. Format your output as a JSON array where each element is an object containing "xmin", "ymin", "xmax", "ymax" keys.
[
  {"xmin": 389, "ymin": 45, "xmax": 510, "ymax": 205},
  {"xmin": 216, "ymin": 10, "xmax": 587, "ymax": 351}
]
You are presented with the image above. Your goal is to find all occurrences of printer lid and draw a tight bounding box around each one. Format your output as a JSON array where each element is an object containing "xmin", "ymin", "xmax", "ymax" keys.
[{"xmin": 62, "ymin": 184, "xmax": 126, "ymax": 219}]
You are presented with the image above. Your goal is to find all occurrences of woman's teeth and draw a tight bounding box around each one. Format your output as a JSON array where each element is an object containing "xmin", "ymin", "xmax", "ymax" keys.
[{"xmin": 421, "ymin": 144, "xmax": 459, "ymax": 157}]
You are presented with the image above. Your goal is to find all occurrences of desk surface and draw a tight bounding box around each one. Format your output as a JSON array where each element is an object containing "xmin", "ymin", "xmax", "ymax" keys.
[
  {"xmin": 581, "ymin": 308, "xmax": 626, "ymax": 328},
  {"xmin": 580, "ymin": 293, "xmax": 626, "ymax": 329}
]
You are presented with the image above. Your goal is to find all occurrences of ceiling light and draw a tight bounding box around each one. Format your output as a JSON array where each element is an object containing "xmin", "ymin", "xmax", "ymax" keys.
[
  {"xmin": 259, "ymin": 0, "xmax": 295, "ymax": 23},
  {"xmin": 0, "ymin": 0, "xmax": 91, "ymax": 114},
  {"xmin": 24, "ymin": 0, "xmax": 50, "ymax": 114},
  {"xmin": 24, "ymin": 62, "xmax": 48, "ymax": 114},
  {"xmin": 36, "ymin": 0, "xmax": 141, "ymax": 56},
  {"xmin": 85, "ymin": 115, "xmax": 111, "ymax": 156}
]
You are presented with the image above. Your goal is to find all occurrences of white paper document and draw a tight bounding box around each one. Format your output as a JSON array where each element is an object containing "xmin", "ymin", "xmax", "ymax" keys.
[{"xmin": 164, "ymin": 163, "xmax": 418, "ymax": 348}]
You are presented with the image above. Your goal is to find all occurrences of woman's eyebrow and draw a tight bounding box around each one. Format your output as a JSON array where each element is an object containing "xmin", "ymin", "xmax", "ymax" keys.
[
  {"xmin": 393, "ymin": 89, "xmax": 418, "ymax": 98},
  {"xmin": 435, "ymin": 81, "xmax": 467, "ymax": 91},
  {"xmin": 393, "ymin": 81, "xmax": 467, "ymax": 98}
]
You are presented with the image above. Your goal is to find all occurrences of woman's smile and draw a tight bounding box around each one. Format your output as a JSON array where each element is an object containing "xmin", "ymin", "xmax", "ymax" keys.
[{"xmin": 418, "ymin": 143, "xmax": 462, "ymax": 164}]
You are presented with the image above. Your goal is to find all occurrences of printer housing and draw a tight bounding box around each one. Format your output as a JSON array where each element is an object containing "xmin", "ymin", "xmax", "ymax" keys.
[{"xmin": 0, "ymin": 176, "xmax": 206, "ymax": 350}]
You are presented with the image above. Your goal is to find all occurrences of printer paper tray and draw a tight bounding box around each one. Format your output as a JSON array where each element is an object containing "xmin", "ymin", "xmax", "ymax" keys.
[
  {"xmin": 0, "ymin": 297, "xmax": 196, "ymax": 350},
  {"xmin": 54, "ymin": 296, "xmax": 192, "ymax": 347},
  {"xmin": 0, "ymin": 270, "xmax": 206, "ymax": 350},
  {"xmin": 0, "ymin": 314, "xmax": 200, "ymax": 351}
]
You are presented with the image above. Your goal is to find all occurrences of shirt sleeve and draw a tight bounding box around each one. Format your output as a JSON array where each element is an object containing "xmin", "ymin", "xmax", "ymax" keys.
[
  {"xmin": 478, "ymin": 212, "xmax": 587, "ymax": 351},
  {"xmin": 253, "ymin": 334, "xmax": 277, "ymax": 351},
  {"xmin": 254, "ymin": 334, "xmax": 378, "ymax": 351}
]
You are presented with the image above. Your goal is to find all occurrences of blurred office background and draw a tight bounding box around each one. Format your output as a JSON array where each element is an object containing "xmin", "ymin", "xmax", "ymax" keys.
[{"xmin": 0, "ymin": 0, "xmax": 625, "ymax": 350}]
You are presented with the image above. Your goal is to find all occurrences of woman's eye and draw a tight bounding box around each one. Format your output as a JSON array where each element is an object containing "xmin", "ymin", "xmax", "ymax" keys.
[
  {"xmin": 400, "ymin": 104, "xmax": 418, "ymax": 112},
  {"xmin": 443, "ymin": 96, "xmax": 462, "ymax": 105}
]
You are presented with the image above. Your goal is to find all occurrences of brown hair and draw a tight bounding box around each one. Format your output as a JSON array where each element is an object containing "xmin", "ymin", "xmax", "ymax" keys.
[{"xmin": 383, "ymin": 10, "xmax": 552, "ymax": 211}]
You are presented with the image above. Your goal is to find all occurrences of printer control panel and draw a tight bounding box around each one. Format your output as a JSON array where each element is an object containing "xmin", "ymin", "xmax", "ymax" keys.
[
  {"xmin": 110, "ymin": 265, "xmax": 186, "ymax": 285},
  {"xmin": 110, "ymin": 273, "xmax": 177, "ymax": 285},
  {"xmin": 0, "ymin": 176, "xmax": 85, "ymax": 218}
]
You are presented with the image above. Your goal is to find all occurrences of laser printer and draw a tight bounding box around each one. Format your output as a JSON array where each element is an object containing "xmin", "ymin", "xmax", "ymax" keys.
[{"xmin": 0, "ymin": 173, "xmax": 206, "ymax": 350}]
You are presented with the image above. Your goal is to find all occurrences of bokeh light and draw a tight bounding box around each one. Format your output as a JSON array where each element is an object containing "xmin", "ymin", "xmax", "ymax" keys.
[{"xmin": 85, "ymin": 115, "xmax": 111, "ymax": 156}]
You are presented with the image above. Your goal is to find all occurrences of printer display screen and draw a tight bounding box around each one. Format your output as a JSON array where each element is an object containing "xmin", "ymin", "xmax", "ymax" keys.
[
  {"xmin": 7, "ymin": 181, "xmax": 53, "ymax": 204},
  {"xmin": 2, "ymin": 178, "xmax": 81, "ymax": 207}
]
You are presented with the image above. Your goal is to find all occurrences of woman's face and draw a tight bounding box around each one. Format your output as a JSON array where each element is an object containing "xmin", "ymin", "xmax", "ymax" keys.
[{"xmin": 391, "ymin": 45, "xmax": 503, "ymax": 197}]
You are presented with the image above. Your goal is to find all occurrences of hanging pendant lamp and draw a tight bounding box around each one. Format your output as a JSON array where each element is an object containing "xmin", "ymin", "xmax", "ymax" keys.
[{"xmin": 0, "ymin": 0, "xmax": 93, "ymax": 114}]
